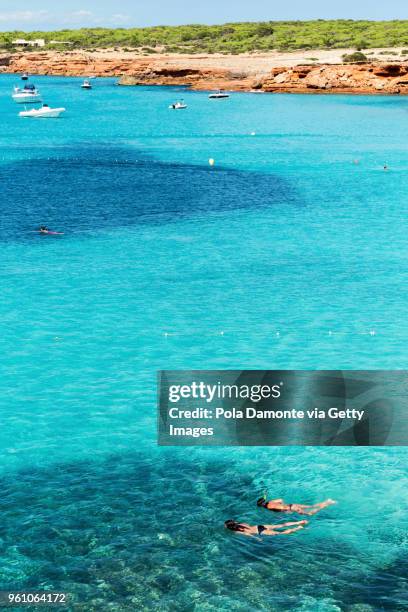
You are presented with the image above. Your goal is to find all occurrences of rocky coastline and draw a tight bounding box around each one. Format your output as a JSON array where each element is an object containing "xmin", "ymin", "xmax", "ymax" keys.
[{"xmin": 2, "ymin": 51, "xmax": 408, "ymax": 94}]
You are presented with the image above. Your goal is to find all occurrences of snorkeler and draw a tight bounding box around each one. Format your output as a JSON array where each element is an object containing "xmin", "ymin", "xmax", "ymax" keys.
[
  {"xmin": 225, "ymin": 519, "xmax": 307, "ymax": 538},
  {"xmin": 37, "ymin": 226, "xmax": 64, "ymax": 235},
  {"xmin": 257, "ymin": 496, "xmax": 336, "ymax": 515}
]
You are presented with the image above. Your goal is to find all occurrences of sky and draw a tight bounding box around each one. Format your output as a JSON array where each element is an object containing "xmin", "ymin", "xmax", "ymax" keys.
[{"xmin": 0, "ymin": 1, "xmax": 407, "ymax": 31}]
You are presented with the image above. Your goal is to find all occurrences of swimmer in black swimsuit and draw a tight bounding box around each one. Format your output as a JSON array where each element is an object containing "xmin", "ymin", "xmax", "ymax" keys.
[
  {"xmin": 257, "ymin": 496, "xmax": 336, "ymax": 515},
  {"xmin": 224, "ymin": 519, "xmax": 307, "ymax": 538}
]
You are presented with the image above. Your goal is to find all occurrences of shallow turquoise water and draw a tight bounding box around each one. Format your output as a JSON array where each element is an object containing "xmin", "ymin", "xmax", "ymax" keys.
[{"xmin": 0, "ymin": 75, "xmax": 407, "ymax": 610}]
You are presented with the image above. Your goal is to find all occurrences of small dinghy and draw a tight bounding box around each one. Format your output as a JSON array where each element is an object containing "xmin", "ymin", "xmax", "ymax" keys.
[
  {"xmin": 19, "ymin": 104, "xmax": 66, "ymax": 118},
  {"xmin": 169, "ymin": 100, "xmax": 187, "ymax": 109},
  {"xmin": 209, "ymin": 90, "xmax": 230, "ymax": 99},
  {"xmin": 81, "ymin": 79, "xmax": 92, "ymax": 89}
]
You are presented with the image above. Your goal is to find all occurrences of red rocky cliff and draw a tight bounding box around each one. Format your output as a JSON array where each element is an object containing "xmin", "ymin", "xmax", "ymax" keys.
[{"xmin": 2, "ymin": 52, "xmax": 408, "ymax": 94}]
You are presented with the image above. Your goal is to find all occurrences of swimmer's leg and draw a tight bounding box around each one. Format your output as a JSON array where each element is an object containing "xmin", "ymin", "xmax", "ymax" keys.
[
  {"xmin": 265, "ymin": 525, "xmax": 305, "ymax": 536},
  {"xmin": 264, "ymin": 520, "xmax": 307, "ymax": 529},
  {"xmin": 293, "ymin": 500, "xmax": 336, "ymax": 515}
]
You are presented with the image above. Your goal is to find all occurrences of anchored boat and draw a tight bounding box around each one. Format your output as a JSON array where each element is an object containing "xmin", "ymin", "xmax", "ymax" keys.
[
  {"xmin": 19, "ymin": 104, "xmax": 66, "ymax": 118},
  {"xmin": 209, "ymin": 90, "xmax": 230, "ymax": 99},
  {"xmin": 12, "ymin": 84, "xmax": 42, "ymax": 104},
  {"xmin": 169, "ymin": 100, "xmax": 187, "ymax": 109}
]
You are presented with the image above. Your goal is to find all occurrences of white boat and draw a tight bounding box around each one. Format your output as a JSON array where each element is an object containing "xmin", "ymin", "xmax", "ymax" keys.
[
  {"xmin": 209, "ymin": 90, "xmax": 230, "ymax": 99},
  {"xmin": 81, "ymin": 79, "xmax": 92, "ymax": 89},
  {"xmin": 19, "ymin": 104, "xmax": 66, "ymax": 118},
  {"xmin": 21, "ymin": 73, "xmax": 29, "ymax": 80},
  {"xmin": 12, "ymin": 84, "xmax": 42, "ymax": 104},
  {"xmin": 169, "ymin": 100, "xmax": 187, "ymax": 109}
]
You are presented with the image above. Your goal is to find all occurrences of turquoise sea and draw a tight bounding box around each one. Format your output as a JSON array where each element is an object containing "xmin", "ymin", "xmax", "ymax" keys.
[{"xmin": 0, "ymin": 75, "xmax": 407, "ymax": 611}]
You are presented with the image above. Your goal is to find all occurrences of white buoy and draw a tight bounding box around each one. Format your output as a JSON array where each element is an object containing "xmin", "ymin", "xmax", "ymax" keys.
[{"xmin": 209, "ymin": 158, "xmax": 215, "ymax": 166}]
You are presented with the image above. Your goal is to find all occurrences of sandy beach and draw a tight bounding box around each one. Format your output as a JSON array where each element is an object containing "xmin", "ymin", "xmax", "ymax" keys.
[
  {"xmin": 90, "ymin": 46, "xmax": 408, "ymax": 71},
  {"xmin": 3, "ymin": 46, "xmax": 407, "ymax": 70}
]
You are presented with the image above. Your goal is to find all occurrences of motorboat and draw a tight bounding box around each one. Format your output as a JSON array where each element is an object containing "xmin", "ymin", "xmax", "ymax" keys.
[
  {"xmin": 209, "ymin": 90, "xmax": 230, "ymax": 99},
  {"xmin": 12, "ymin": 84, "xmax": 42, "ymax": 104},
  {"xmin": 19, "ymin": 104, "xmax": 66, "ymax": 118},
  {"xmin": 81, "ymin": 79, "xmax": 92, "ymax": 89},
  {"xmin": 21, "ymin": 73, "xmax": 29, "ymax": 80},
  {"xmin": 169, "ymin": 100, "xmax": 187, "ymax": 109}
]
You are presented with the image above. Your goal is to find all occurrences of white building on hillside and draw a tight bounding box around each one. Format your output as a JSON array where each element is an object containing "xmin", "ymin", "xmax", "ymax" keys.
[{"xmin": 13, "ymin": 39, "xmax": 46, "ymax": 48}]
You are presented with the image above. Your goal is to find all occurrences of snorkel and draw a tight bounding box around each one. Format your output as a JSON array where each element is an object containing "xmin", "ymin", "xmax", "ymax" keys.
[{"xmin": 257, "ymin": 490, "xmax": 268, "ymax": 507}]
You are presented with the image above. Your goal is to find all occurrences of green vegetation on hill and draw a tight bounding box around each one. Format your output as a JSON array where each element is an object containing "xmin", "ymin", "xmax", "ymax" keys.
[{"xmin": 1, "ymin": 20, "xmax": 408, "ymax": 54}]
